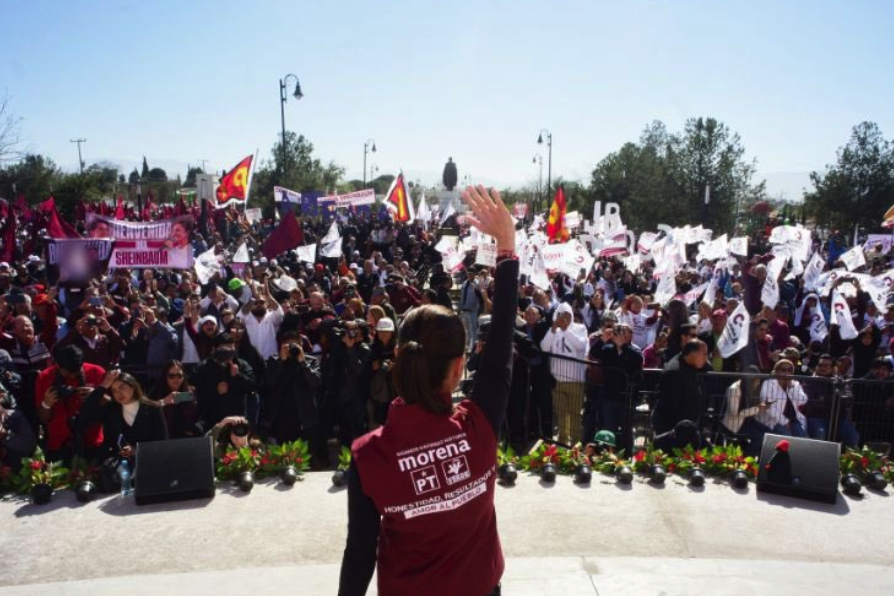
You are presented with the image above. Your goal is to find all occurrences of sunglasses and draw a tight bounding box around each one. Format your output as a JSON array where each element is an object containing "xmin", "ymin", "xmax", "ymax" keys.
[{"xmin": 168, "ymin": 373, "xmax": 184, "ymax": 379}]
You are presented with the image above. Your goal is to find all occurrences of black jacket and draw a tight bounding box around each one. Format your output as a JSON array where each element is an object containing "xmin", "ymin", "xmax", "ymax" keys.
[
  {"xmin": 652, "ymin": 355, "xmax": 705, "ymax": 434},
  {"xmin": 78, "ymin": 387, "xmax": 168, "ymax": 460},
  {"xmin": 261, "ymin": 356, "xmax": 322, "ymax": 432},
  {"xmin": 191, "ymin": 356, "xmax": 257, "ymax": 432}
]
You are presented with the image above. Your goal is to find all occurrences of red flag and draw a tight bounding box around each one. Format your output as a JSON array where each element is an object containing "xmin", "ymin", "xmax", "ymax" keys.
[
  {"xmin": 215, "ymin": 155, "xmax": 253, "ymax": 209},
  {"xmin": 175, "ymin": 195, "xmax": 187, "ymax": 216},
  {"xmin": 0, "ymin": 216, "xmax": 15, "ymax": 263},
  {"xmin": 262, "ymin": 211, "xmax": 304, "ymax": 259},
  {"xmin": 141, "ymin": 190, "xmax": 156, "ymax": 221},
  {"xmin": 546, "ymin": 185, "xmax": 569, "ymax": 243},
  {"xmin": 75, "ymin": 200, "xmax": 87, "ymax": 223},
  {"xmin": 384, "ymin": 173, "xmax": 414, "ymax": 223},
  {"xmin": 40, "ymin": 198, "xmax": 80, "ymax": 239},
  {"xmin": 13, "ymin": 195, "xmax": 32, "ymax": 220},
  {"xmin": 115, "ymin": 195, "xmax": 125, "ymax": 220}
]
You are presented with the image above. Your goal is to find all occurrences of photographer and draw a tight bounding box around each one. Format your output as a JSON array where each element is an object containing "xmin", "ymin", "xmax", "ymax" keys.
[
  {"xmin": 261, "ymin": 331, "xmax": 323, "ymax": 458},
  {"xmin": 34, "ymin": 344, "xmax": 106, "ymax": 462},
  {"xmin": 192, "ymin": 333, "xmax": 258, "ymax": 433},
  {"xmin": 0, "ymin": 385, "xmax": 37, "ymax": 472},
  {"xmin": 57, "ymin": 313, "xmax": 123, "ymax": 371},
  {"xmin": 321, "ymin": 318, "xmax": 371, "ymax": 449},
  {"xmin": 367, "ymin": 318, "xmax": 396, "ymax": 428}
]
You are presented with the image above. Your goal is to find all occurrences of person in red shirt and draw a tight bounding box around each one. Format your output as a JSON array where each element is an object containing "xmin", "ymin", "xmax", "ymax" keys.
[
  {"xmin": 34, "ymin": 344, "xmax": 106, "ymax": 462},
  {"xmin": 338, "ymin": 186, "xmax": 517, "ymax": 596}
]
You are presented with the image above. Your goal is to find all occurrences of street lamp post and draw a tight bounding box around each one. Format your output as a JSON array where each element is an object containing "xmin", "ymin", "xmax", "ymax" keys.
[
  {"xmin": 70, "ymin": 138, "xmax": 86, "ymax": 174},
  {"xmin": 532, "ymin": 153, "xmax": 543, "ymax": 213},
  {"xmin": 363, "ymin": 139, "xmax": 377, "ymax": 187},
  {"xmin": 536, "ymin": 129, "xmax": 552, "ymax": 206},
  {"xmin": 279, "ymin": 74, "xmax": 303, "ymax": 180}
]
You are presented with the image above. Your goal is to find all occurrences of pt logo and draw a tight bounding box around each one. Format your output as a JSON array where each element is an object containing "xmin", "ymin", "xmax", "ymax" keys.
[
  {"xmin": 442, "ymin": 455, "xmax": 471, "ymax": 485},
  {"xmin": 410, "ymin": 466, "xmax": 440, "ymax": 495}
]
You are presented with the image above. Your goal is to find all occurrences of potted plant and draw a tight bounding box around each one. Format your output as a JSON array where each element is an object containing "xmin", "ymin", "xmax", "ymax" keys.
[
  {"xmin": 520, "ymin": 442, "xmax": 562, "ymax": 483},
  {"xmin": 216, "ymin": 446, "xmax": 261, "ymax": 492},
  {"xmin": 14, "ymin": 447, "xmax": 69, "ymax": 504},
  {"xmin": 840, "ymin": 447, "xmax": 891, "ymax": 491},
  {"xmin": 632, "ymin": 447, "xmax": 670, "ymax": 485},
  {"xmin": 671, "ymin": 446, "xmax": 708, "ymax": 487},
  {"xmin": 592, "ymin": 450, "xmax": 633, "ymax": 484},
  {"xmin": 68, "ymin": 456, "xmax": 100, "ymax": 503},
  {"xmin": 702, "ymin": 444, "xmax": 757, "ymax": 488},
  {"xmin": 497, "ymin": 445, "xmax": 519, "ymax": 485},
  {"xmin": 332, "ymin": 446, "xmax": 352, "ymax": 487},
  {"xmin": 278, "ymin": 439, "xmax": 311, "ymax": 482},
  {"xmin": 560, "ymin": 443, "xmax": 593, "ymax": 484}
]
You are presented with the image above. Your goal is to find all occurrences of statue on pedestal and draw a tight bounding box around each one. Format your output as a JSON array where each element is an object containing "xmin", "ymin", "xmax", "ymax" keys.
[{"xmin": 442, "ymin": 157, "xmax": 458, "ymax": 191}]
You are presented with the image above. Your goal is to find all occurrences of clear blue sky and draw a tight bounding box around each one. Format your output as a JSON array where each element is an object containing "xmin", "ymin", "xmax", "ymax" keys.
[{"xmin": 2, "ymin": 0, "xmax": 893, "ymax": 200}]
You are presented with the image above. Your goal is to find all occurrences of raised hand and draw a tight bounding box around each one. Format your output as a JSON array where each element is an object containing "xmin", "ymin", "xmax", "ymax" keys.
[{"xmin": 461, "ymin": 185, "xmax": 515, "ymax": 253}]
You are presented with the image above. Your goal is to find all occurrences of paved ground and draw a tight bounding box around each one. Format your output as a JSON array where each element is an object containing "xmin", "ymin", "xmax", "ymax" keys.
[{"xmin": 2, "ymin": 471, "xmax": 893, "ymax": 595}]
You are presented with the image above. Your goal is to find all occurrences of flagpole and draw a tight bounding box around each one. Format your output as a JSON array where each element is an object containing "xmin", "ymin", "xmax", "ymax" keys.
[{"xmin": 244, "ymin": 149, "xmax": 259, "ymax": 207}]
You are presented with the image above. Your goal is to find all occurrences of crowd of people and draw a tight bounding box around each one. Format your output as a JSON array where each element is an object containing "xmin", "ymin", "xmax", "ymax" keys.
[{"xmin": 1, "ymin": 197, "xmax": 893, "ymax": 485}]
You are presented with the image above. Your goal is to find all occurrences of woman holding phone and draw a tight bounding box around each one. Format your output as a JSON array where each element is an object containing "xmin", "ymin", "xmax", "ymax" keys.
[
  {"xmin": 150, "ymin": 360, "xmax": 198, "ymax": 438},
  {"xmin": 338, "ymin": 186, "xmax": 518, "ymax": 596},
  {"xmin": 78, "ymin": 370, "xmax": 168, "ymax": 463}
]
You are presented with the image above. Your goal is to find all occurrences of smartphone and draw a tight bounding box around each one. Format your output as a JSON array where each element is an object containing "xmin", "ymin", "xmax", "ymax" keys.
[
  {"xmin": 89, "ymin": 297, "xmax": 103, "ymax": 307},
  {"xmin": 173, "ymin": 391, "xmax": 195, "ymax": 404}
]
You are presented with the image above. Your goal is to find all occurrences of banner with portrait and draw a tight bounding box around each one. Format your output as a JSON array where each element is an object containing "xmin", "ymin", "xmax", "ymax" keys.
[
  {"xmin": 85, "ymin": 213, "xmax": 195, "ymax": 269},
  {"xmin": 45, "ymin": 238, "xmax": 114, "ymax": 283}
]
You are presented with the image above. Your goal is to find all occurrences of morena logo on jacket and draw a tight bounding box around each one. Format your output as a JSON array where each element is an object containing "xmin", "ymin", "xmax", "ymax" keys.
[{"xmin": 397, "ymin": 439, "xmax": 472, "ymax": 473}]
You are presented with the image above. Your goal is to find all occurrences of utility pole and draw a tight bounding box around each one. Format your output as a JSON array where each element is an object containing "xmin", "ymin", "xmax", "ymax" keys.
[{"xmin": 70, "ymin": 138, "xmax": 87, "ymax": 173}]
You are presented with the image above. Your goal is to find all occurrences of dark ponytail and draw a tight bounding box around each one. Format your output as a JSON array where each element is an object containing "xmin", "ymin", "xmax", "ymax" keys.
[{"xmin": 393, "ymin": 305, "xmax": 466, "ymax": 415}]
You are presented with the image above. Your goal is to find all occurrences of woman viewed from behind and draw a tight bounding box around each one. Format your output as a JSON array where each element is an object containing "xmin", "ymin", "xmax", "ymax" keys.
[{"xmin": 338, "ymin": 186, "xmax": 518, "ymax": 596}]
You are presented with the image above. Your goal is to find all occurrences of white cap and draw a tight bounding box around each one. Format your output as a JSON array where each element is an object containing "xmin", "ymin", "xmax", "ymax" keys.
[{"xmin": 376, "ymin": 318, "xmax": 395, "ymax": 332}]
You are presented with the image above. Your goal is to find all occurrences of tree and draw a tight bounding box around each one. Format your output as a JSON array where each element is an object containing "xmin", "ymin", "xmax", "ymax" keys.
[
  {"xmin": 184, "ymin": 166, "xmax": 203, "ymax": 187},
  {"xmin": 804, "ymin": 122, "xmax": 894, "ymax": 235},
  {"xmin": 249, "ymin": 132, "xmax": 345, "ymax": 215},
  {"xmin": 589, "ymin": 118, "xmax": 762, "ymax": 232},
  {"xmin": 141, "ymin": 156, "xmax": 150, "ymax": 180},
  {"xmin": 0, "ymin": 94, "xmax": 23, "ymax": 164},
  {"xmin": 0, "ymin": 154, "xmax": 60, "ymax": 204},
  {"xmin": 128, "ymin": 168, "xmax": 140, "ymax": 184},
  {"xmin": 147, "ymin": 167, "xmax": 168, "ymax": 182}
]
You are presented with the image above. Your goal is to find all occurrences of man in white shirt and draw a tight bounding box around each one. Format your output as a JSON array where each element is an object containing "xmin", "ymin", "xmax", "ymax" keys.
[
  {"xmin": 540, "ymin": 302, "xmax": 589, "ymax": 444},
  {"xmin": 238, "ymin": 284, "xmax": 284, "ymax": 360}
]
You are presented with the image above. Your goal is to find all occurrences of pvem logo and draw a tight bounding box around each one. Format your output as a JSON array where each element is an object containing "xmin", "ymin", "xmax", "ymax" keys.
[{"xmin": 442, "ymin": 455, "xmax": 470, "ymax": 485}]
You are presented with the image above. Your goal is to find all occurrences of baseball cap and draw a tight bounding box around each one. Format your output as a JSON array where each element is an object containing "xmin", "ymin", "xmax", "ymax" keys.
[
  {"xmin": 593, "ymin": 430, "xmax": 616, "ymax": 447},
  {"xmin": 228, "ymin": 278, "xmax": 244, "ymax": 291},
  {"xmin": 375, "ymin": 318, "xmax": 395, "ymax": 332}
]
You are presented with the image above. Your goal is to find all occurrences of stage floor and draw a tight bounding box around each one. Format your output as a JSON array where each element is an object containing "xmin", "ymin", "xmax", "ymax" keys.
[{"xmin": 2, "ymin": 471, "xmax": 893, "ymax": 595}]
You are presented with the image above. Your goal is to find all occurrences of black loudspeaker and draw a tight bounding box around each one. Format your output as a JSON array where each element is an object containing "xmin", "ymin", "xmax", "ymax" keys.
[
  {"xmin": 134, "ymin": 437, "xmax": 216, "ymax": 505},
  {"xmin": 756, "ymin": 433, "xmax": 840, "ymax": 504}
]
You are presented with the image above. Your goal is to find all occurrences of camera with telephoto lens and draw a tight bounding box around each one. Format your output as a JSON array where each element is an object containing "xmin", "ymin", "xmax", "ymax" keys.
[
  {"xmin": 55, "ymin": 385, "xmax": 78, "ymax": 400},
  {"xmin": 288, "ymin": 344, "xmax": 301, "ymax": 358},
  {"xmin": 214, "ymin": 347, "xmax": 237, "ymax": 363}
]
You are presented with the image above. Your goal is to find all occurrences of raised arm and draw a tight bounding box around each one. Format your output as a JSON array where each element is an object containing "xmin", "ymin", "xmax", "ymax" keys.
[{"xmin": 462, "ymin": 186, "xmax": 519, "ymax": 433}]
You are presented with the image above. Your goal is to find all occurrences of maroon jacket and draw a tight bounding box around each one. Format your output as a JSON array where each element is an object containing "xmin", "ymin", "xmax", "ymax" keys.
[{"xmin": 339, "ymin": 258, "xmax": 519, "ymax": 596}]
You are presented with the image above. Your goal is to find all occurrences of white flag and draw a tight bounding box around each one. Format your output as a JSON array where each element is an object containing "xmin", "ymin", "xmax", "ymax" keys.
[
  {"xmin": 439, "ymin": 201, "xmax": 456, "ymax": 226},
  {"xmin": 831, "ymin": 289, "xmax": 859, "ymax": 340},
  {"xmin": 761, "ymin": 254, "xmax": 787, "ymax": 309},
  {"xmin": 682, "ymin": 282, "xmax": 710, "ymax": 307},
  {"xmin": 704, "ymin": 273, "xmax": 720, "ymax": 307},
  {"xmin": 529, "ymin": 252, "xmax": 549, "ymax": 290},
  {"xmin": 294, "ymin": 243, "xmax": 317, "ymax": 264},
  {"xmin": 803, "ymin": 252, "xmax": 825, "ymax": 292},
  {"xmin": 729, "ymin": 236, "xmax": 749, "ymax": 257},
  {"xmin": 233, "ymin": 242, "xmax": 250, "ymax": 263},
  {"xmin": 654, "ymin": 268, "xmax": 678, "ymax": 306},
  {"xmin": 321, "ymin": 221, "xmax": 340, "ymax": 245},
  {"xmin": 560, "ymin": 239, "xmax": 596, "ymax": 278},
  {"xmin": 321, "ymin": 239, "xmax": 342, "ymax": 259},
  {"xmin": 194, "ymin": 248, "xmax": 219, "ymax": 285},
  {"xmin": 839, "ymin": 244, "xmax": 867, "ymax": 271},
  {"xmin": 809, "ymin": 312, "xmax": 829, "ymax": 343},
  {"xmin": 417, "ymin": 194, "xmax": 431, "ymax": 227},
  {"xmin": 866, "ymin": 270, "xmax": 894, "ymax": 307},
  {"xmin": 717, "ymin": 302, "xmax": 750, "ymax": 358}
]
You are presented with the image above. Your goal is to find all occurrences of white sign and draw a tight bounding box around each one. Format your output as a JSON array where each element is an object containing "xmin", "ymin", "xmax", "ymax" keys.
[
  {"xmin": 717, "ymin": 302, "xmax": 750, "ymax": 358},
  {"xmin": 475, "ymin": 242, "xmax": 497, "ymax": 268},
  {"xmin": 839, "ymin": 244, "xmax": 867, "ymax": 271},
  {"xmin": 866, "ymin": 234, "xmax": 894, "ymax": 254},
  {"xmin": 831, "ymin": 288, "xmax": 858, "ymax": 340},
  {"xmin": 233, "ymin": 243, "xmax": 250, "ymax": 263},
  {"xmin": 294, "ymin": 243, "xmax": 317, "ymax": 264},
  {"xmin": 729, "ymin": 236, "xmax": 749, "ymax": 257},
  {"xmin": 244, "ymin": 208, "xmax": 262, "ymax": 223}
]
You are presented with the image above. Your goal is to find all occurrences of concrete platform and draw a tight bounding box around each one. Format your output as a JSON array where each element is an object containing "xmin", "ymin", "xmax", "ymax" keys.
[{"xmin": 2, "ymin": 471, "xmax": 893, "ymax": 595}]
